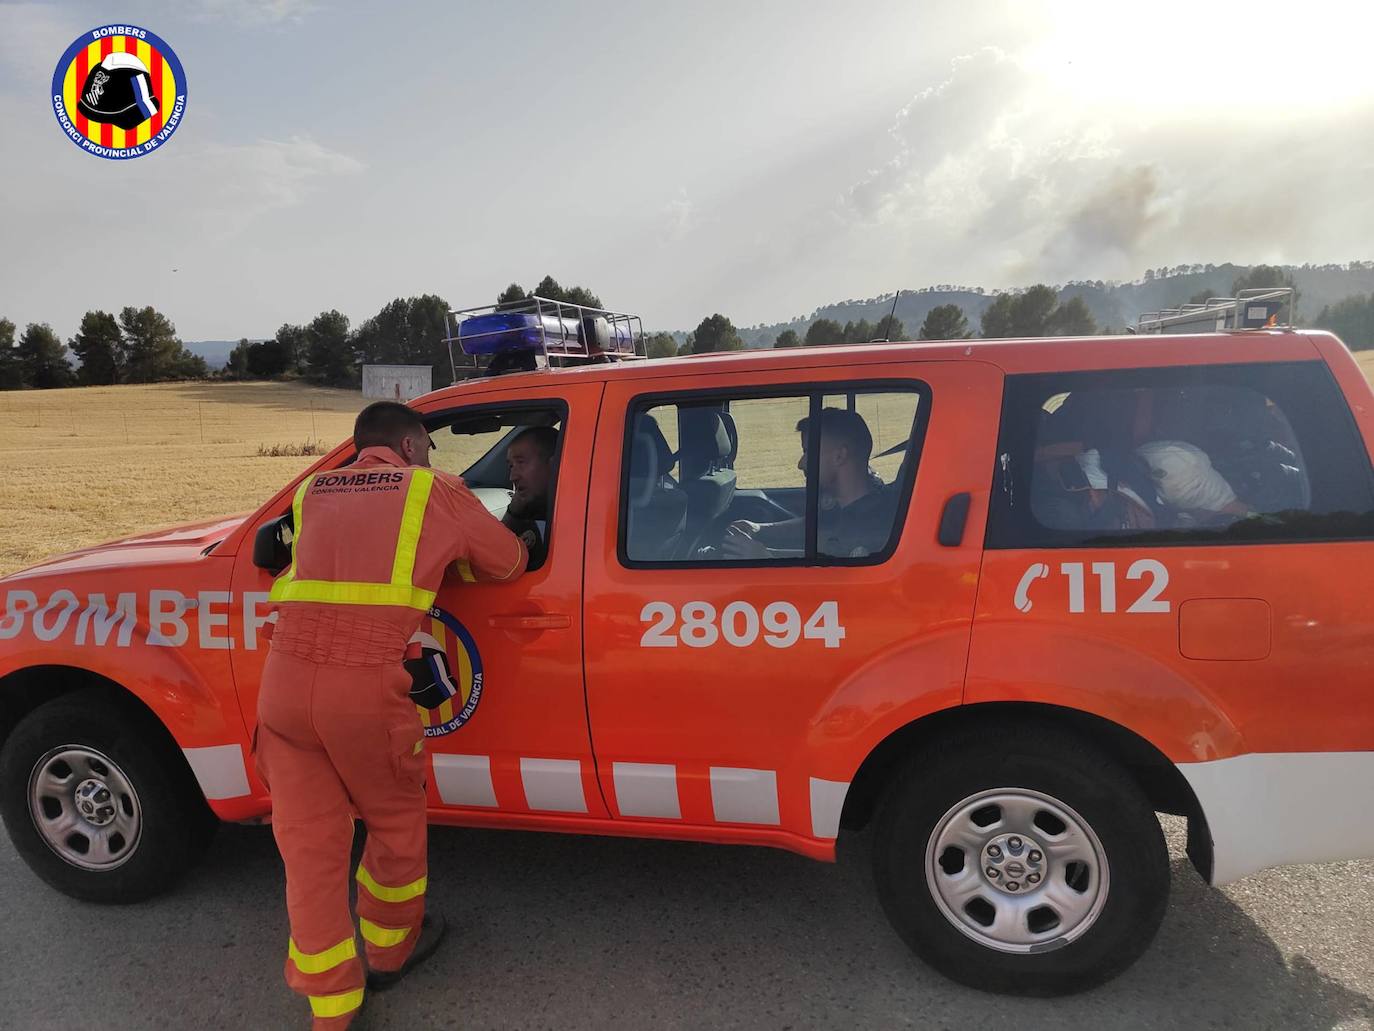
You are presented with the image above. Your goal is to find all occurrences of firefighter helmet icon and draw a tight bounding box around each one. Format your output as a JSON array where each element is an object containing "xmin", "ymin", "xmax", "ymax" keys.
[
  {"xmin": 405, "ymin": 607, "xmax": 485, "ymax": 737},
  {"xmin": 77, "ymin": 52, "xmax": 159, "ymax": 130},
  {"xmin": 52, "ymin": 25, "xmax": 187, "ymax": 159}
]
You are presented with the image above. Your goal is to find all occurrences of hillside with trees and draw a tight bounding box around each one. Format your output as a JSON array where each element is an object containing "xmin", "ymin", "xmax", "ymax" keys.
[{"xmin": 6, "ymin": 262, "xmax": 1374, "ymax": 391}]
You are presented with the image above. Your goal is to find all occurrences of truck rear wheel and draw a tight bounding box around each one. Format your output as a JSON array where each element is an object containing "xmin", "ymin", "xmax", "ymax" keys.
[
  {"xmin": 871, "ymin": 722, "xmax": 1169, "ymax": 996},
  {"xmin": 0, "ymin": 689, "xmax": 217, "ymax": 902}
]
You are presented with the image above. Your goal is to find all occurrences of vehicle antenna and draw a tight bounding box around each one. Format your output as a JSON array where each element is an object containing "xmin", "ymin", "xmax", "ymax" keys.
[{"xmin": 875, "ymin": 290, "xmax": 901, "ymax": 342}]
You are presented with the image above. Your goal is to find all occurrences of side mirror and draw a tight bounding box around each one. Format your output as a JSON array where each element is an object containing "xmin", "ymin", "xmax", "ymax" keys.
[{"xmin": 253, "ymin": 514, "xmax": 293, "ymax": 574}]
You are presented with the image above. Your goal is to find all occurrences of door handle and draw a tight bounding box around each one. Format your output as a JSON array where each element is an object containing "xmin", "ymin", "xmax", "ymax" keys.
[
  {"xmin": 937, "ymin": 492, "xmax": 972, "ymax": 547},
  {"xmin": 488, "ymin": 613, "xmax": 571, "ymax": 631}
]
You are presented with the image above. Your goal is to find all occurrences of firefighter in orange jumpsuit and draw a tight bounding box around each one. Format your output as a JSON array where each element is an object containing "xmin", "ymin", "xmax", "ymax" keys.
[{"xmin": 254, "ymin": 401, "xmax": 528, "ymax": 1028}]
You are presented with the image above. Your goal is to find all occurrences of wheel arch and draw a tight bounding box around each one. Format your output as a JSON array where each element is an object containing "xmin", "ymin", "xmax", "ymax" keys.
[{"xmin": 840, "ymin": 701, "xmax": 1214, "ymax": 882}]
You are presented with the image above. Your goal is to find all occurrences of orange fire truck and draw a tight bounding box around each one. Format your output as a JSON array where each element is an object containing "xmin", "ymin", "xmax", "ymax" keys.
[{"xmin": 1, "ymin": 295, "xmax": 1371, "ymax": 995}]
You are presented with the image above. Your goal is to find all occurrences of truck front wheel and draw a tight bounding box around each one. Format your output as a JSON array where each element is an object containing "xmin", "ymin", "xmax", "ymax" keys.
[
  {"xmin": 872, "ymin": 722, "xmax": 1170, "ymax": 996},
  {"xmin": 0, "ymin": 689, "xmax": 217, "ymax": 903}
]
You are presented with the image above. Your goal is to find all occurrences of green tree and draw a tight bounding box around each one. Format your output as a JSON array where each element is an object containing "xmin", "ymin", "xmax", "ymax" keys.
[
  {"xmin": 1317, "ymin": 293, "xmax": 1374, "ymax": 350},
  {"xmin": 304, "ymin": 310, "xmax": 354, "ymax": 385},
  {"xmin": 645, "ymin": 332, "xmax": 678, "ymax": 359},
  {"xmin": 774, "ymin": 329, "xmax": 801, "ymax": 348},
  {"xmin": 873, "ymin": 314, "xmax": 906, "ymax": 341},
  {"xmin": 0, "ymin": 317, "xmax": 25, "ymax": 389},
  {"xmin": 226, "ymin": 338, "xmax": 252, "ymax": 379},
  {"xmin": 69, "ymin": 310, "xmax": 123, "ymax": 385},
  {"xmin": 980, "ymin": 286, "xmax": 1063, "ymax": 337},
  {"xmin": 496, "ymin": 282, "xmax": 526, "ymax": 306},
  {"xmin": 118, "ymin": 306, "xmax": 204, "ymax": 382},
  {"xmin": 17, "ymin": 323, "xmax": 73, "ymax": 388},
  {"xmin": 842, "ymin": 318, "xmax": 876, "ymax": 344},
  {"xmin": 690, "ymin": 314, "xmax": 744, "ymax": 353},
  {"xmin": 1046, "ymin": 296, "xmax": 1098, "ymax": 336},
  {"xmin": 271, "ymin": 323, "xmax": 308, "ymax": 374},
  {"xmin": 918, "ymin": 304, "xmax": 971, "ymax": 340},
  {"xmin": 804, "ymin": 318, "xmax": 845, "ymax": 346}
]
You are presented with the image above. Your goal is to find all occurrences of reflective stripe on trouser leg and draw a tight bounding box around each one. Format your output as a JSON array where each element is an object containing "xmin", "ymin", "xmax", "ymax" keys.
[
  {"xmin": 355, "ymin": 861, "xmax": 425, "ymax": 971},
  {"xmin": 309, "ymin": 987, "xmax": 364, "ymax": 1021}
]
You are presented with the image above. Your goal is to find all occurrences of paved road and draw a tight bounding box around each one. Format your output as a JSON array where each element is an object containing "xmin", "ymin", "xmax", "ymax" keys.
[{"xmin": 1, "ymin": 816, "xmax": 1370, "ymax": 1030}]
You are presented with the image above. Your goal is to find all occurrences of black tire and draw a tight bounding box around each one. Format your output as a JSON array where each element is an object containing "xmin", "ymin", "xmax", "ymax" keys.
[
  {"xmin": 872, "ymin": 720, "xmax": 1169, "ymax": 996},
  {"xmin": 0, "ymin": 688, "xmax": 217, "ymax": 903}
]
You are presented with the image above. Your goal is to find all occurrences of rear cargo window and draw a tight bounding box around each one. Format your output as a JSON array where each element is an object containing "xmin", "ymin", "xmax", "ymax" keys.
[{"xmin": 986, "ymin": 361, "xmax": 1374, "ymax": 548}]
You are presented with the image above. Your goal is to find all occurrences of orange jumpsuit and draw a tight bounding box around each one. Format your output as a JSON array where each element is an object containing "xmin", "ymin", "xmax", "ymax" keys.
[{"xmin": 254, "ymin": 446, "xmax": 526, "ymax": 1028}]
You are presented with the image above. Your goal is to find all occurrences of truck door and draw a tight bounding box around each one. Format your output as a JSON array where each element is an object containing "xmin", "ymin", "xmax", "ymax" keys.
[
  {"xmin": 582, "ymin": 360, "xmax": 1003, "ymax": 849},
  {"xmin": 229, "ymin": 380, "xmax": 607, "ymax": 820}
]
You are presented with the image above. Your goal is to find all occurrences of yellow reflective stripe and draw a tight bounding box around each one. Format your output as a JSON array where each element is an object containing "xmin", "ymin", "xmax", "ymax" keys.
[
  {"xmin": 288, "ymin": 935, "xmax": 357, "ymax": 975},
  {"xmin": 412, "ymin": 739, "xmax": 423, "ymax": 756},
  {"xmin": 273, "ymin": 579, "xmax": 436, "ymax": 611},
  {"xmin": 359, "ymin": 918, "xmax": 412, "ymax": 949},
  {"xmin": 356, "ymin": 864, "xmax": 427, "ymax": 904},
  {"xmin": 455, "ymin": 558, "xmax": 475, "ymax": 583},
  {"xmin": 390, "ymin": 469, "xmax": 434, "ymax": 588},
  {"xmin": 269, "ymin": 475, "xmax": 315, "ymax": 602},
  {"xmin": 309, "ymin": 988, "xmax": 364, "ymax": 1019}
]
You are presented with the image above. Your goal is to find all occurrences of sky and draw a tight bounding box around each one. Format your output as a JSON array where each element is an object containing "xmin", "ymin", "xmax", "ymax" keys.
[{"xmin": 2, "ymin": 0, "xmax": 1373, "ymax": 341}]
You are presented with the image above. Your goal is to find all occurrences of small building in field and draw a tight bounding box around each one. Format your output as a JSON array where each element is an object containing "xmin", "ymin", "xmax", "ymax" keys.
[{"xmin": 362, "ymin": 364, "xmax": 433, "ymax": 401}]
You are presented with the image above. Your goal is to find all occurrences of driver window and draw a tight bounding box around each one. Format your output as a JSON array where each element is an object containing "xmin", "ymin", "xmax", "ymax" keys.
[{"xmin": 427, "ymin": 405, "xmax": 565, "ymax": 571}]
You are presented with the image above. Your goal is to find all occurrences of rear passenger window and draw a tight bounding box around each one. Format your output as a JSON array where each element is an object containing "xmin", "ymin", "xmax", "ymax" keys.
[
  {"xmin": 621, "ymin": 384, "xmax": 928, "ymax": 566},
  {"xmin": 987, "ymin": 361, "xmax": 1374, "ymax": 548}
]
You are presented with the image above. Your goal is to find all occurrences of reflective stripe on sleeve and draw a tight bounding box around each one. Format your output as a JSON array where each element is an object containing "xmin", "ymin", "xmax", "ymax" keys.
[
  {"xmin": 455, "ymin": 558, "xmax": 476, "ymax": 583},
  {"xmin": 288, "ymin": 935, "xmax": 357, "ymax": 975},
  {"xmin": 309, "ymin": 988, "xmax": 365, "ymax": 1018},
  {"xmin": 359, "ymin": 918, "xmax": 412, "ymax": 949},
  {"xmin": 356, "ymin": 864, "xmax": 427, "ymax": 903}
]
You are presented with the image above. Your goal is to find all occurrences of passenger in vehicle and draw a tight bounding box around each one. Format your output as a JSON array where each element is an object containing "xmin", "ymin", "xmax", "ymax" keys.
[
  {"xmin": 1135, "ymin": 439, "xmax": 1253, "ymax": 524},
  {"xmin": 502, "ymin": 426, "xmax": 558, "ymax": 567},
  {"xmin": 1032, "ymin": 390, "xmax": 1160, "ymax": 531},
  {"xmin": 723, "ymin": 407, "xmax": 896, "ymax": 559}
]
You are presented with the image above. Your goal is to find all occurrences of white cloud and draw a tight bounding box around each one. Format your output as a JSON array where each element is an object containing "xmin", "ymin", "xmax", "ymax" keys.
[{"xmin": 0, "ymin": 2, "xmax": 82, "ymax": 80}]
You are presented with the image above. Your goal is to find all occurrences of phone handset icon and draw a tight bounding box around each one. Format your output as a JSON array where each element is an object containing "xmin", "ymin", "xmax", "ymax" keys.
[{"xmin": 1014, "ymin": 563, "xmax": 1050, "ymax": 613}]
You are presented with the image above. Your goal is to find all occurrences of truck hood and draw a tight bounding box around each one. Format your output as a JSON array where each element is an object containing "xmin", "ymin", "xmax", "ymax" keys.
[{"xmin": 2, "ymin": 514, "xmax": 248, "ymax": 581}]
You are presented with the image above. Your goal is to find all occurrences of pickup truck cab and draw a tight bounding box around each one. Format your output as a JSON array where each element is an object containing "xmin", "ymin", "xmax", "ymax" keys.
[{"xmin": 2, "ymin": 324, "xmax": 1372, "ymax": 996}]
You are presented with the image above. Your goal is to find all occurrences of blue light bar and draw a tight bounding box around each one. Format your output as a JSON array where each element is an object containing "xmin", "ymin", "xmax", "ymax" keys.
[{"xmin": 457, "ymin": 312, "xmax": 580, "ymax": 356}]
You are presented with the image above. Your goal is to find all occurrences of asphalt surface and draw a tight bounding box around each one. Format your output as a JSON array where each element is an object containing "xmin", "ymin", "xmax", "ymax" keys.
[{"xmin": 0, "ymin": 816, "xmax": 1370, "ymax": 1031}]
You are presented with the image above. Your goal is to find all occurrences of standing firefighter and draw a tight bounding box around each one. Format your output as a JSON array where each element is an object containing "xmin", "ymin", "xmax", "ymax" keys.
[{"xmin": 255, "ymin": 401, "xmax": 528, "ymax": 1028}]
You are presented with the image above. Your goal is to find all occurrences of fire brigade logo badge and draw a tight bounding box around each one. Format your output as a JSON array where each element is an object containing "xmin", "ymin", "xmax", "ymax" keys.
[
  {"xmin": 406, "ymin": 607, "xmax": 484, "ymax": 737},
  {"xmin": 51, "ymin": 25, "xmax": 186, "ymax": 160}
]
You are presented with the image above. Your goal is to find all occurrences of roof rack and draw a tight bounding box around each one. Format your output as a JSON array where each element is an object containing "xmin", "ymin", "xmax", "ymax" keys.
[
  {"xmin": 1131, "ymin": 287, "xmax": 1295, "ymax": 334},
  {"xmin": 444, "ymin": 295, "xmax": 646, "ymax": 378}
]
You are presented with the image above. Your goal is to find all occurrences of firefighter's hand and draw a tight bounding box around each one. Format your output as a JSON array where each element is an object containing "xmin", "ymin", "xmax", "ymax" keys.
[{"xmin": 722, "ymin": 522, "xmax": 768, "ymax": 559}]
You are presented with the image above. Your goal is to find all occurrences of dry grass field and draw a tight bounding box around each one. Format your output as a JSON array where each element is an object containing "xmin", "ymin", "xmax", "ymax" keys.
[
  {"xmin": 0, "ymin": 382, "xmax": 366, "ymax": 576},
  {"xmin": 3, "ymin": 353, "xmax": 1374, "ymax": 577}
]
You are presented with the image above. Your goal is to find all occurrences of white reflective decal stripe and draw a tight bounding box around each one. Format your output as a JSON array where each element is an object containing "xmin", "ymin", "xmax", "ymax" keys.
[
  {"xmin": 183, "ymin": 745, "xmax": 250, "ymax": 800},
  {"xmin": 1179, "ymin": 751, "xmax": 1374, "ymax": 885},
  {"xmin": 612, "ymin": 762, "xmax": 682, "ymax": 819},
  {"xmin": 519, "ymin": 758, "xmax": 588, "ymax": 814},
  {"xmin": 808, "ymin": 778, "xmax": 849, "ymax": 839},
  {"xmin": 709, "ymin": 767, "xmax": 780, "ymax": 826},
  {"xmin": 432, "ymin": 754, "xmax": 498, "ymax": 808}
]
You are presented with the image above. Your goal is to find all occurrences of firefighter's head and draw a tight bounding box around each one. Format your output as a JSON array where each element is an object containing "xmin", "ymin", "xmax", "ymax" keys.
[
  {"xmin": 506, "ymin": 426, "xmax": 557, "ymax": 518},
  {"xmin": 796, "ymin": 408, "xmax": 873, "ymax": 500},
  {"xmin": 354, "ymin": 401, "xmax": 433, "ymax": 467}
]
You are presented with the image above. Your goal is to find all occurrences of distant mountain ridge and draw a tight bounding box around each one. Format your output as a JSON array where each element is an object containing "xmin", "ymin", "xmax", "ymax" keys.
[{"xmin": 671, "ymin": 262, "xmax": 1374, "ymax": 347}]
